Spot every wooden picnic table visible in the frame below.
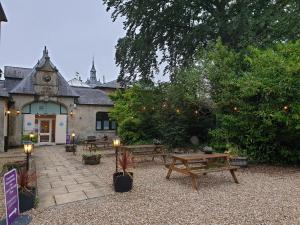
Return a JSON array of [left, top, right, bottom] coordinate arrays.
[[119, 144, 167, 165], [83, 136, 112, 151], [166, 153, 239, 190]]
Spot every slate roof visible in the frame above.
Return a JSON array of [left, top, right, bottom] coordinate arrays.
[[9, 50, 79, 97], [2, 47, 116, 105], [4, 66, 32, 79], [96, 80, 122, 89], [72, 87, 113, 106]]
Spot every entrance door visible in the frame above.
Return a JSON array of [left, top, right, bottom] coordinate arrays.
[[38, 119, 52, 145]]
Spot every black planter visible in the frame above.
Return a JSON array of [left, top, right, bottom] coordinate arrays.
[[113, 172, 133, 193], [230, 157, 248, 167], [65, 144, 77, 152], [82, 155, 101, 165], [18, 187, 36, 213]]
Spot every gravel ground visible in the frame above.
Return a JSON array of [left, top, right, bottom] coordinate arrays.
[[26, 148, 300, 225]]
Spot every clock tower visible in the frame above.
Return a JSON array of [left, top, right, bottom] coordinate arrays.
[[33, 47, 59, 98]]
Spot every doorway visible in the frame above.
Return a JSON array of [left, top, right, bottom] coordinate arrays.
[[38, 119, 52, 145]]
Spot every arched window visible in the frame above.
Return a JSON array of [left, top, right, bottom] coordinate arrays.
[[96, 112, 116, 130]]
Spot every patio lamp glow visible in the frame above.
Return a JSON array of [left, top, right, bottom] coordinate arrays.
[[71, 132, 76, 146], [29, 132, 34, 142], [24, 143, 33, 171], [112, 138, 121, 173]]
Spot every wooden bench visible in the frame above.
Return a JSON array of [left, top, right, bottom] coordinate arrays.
[[119, 145, 167, 166]]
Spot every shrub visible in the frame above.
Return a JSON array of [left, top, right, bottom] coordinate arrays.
[[206, 40, 300, 164]]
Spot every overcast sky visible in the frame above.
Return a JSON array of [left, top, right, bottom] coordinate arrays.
[[0, 0, 125, 83]]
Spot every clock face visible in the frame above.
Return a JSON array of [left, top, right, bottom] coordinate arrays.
[[43, 75, 51, 82]]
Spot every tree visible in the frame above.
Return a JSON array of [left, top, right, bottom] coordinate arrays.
[[204, 40, 300, 164], [109, 72, 215, 147], [103, 0, 300, 84]]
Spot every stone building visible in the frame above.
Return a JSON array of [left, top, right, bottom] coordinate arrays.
[[0, 47, 119, 152]]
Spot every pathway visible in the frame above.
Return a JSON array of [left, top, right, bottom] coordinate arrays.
[[35, 146, 114, 208]]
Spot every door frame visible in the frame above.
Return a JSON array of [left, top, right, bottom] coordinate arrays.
[[38, 118, 52, 145]]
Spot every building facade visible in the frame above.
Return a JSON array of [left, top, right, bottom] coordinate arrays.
[[0, 47, 118, 152]]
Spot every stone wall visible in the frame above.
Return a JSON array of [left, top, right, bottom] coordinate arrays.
[[8, 95, 35, 146], [7, 95, 115, 146], [69, 104, 116, 141]]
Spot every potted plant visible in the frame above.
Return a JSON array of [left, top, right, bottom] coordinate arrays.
[[82, 152, 101, 165], [225, 144, 248, 167], [18, 168, 37, 212], [113, 151, 133, 193]]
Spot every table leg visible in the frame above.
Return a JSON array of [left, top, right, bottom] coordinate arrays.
[[183, 161, 199, 191], [166, 158, 176, 179], [230, 169, 239, 183], [191, 175, 198, 191]]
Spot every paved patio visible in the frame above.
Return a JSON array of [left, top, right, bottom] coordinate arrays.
[[35, 146, 114, 208]]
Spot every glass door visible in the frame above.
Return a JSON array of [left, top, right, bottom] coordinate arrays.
[[38, 119, 52, 144]]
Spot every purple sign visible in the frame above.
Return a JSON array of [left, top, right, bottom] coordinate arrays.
[[66, 134, 70, 144], [3, 169, 19, 225]]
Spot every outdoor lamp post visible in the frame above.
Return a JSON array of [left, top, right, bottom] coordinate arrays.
[[112, 138, 121, 173], [71, 132, 76, 154], [24, 143, 33, 171], [71, 132, 76, 145]]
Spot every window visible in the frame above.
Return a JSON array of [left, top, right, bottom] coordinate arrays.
[[96, 112, 116, 130]]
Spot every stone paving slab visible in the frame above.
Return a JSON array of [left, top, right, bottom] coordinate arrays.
[[34, 146, 114, 208], [54, 191, 87, 205]]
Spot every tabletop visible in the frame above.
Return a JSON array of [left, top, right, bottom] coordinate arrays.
[[171, 153, 228, 161], [120, 145, 164, 149]]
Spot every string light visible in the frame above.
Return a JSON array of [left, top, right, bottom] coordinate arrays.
[[283, 105, 289, 112], [195, 110, 199, 115], [176, 109, 180, 114], [233, 107, 238, 112]]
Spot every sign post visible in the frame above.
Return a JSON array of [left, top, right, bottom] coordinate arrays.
[[3, 169, 19, 225]]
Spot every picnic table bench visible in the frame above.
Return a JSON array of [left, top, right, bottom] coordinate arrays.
[[166, 153, 239, 190], [83, 136, 112, 151], [119, 145, 167, 166]]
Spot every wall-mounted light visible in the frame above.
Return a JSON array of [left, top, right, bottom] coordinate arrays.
[[5, 110, 11, 116], [70, 111, 74, 117], [16, 110, 21, 115]]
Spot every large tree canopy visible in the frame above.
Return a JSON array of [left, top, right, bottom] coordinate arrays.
[[103, 0, 300, 84]]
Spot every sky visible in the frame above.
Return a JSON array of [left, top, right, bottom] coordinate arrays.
[[0, 0, 125, 83]]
